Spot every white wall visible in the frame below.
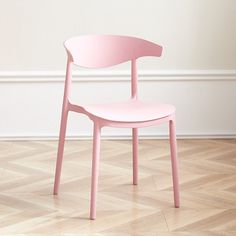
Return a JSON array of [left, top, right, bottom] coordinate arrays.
[[1, 70, 236, 139], [0, 0, 236, 139]]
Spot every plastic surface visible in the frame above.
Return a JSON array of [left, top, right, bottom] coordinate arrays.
[[53, 35, 180, 220], [82, 100, 175, 122], [64, 35, 162, 68]]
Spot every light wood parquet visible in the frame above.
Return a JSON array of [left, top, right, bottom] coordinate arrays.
[[0, 139, 236, 235]]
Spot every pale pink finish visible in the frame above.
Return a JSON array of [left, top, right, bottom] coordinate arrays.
[[169, 118, 180, 207], [53, 60, 71, 195], [64, 35, 162, 68], [80, 100, 175, 122], [90, 123, 101, 220], [53, 35, 180, 220], [131, 60, 138, 99], [132, 128, 138, 185]]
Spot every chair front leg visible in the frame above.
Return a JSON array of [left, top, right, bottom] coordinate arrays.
[[53, 107, 69, 195], [90, 123, 101, 220], [169, 117, 180, 208], [132, 128, 138, 185]]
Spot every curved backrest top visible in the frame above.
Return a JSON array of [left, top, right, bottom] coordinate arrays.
[[64, 35, 163, 68]]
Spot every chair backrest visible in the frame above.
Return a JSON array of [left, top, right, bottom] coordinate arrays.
[[64, 35, 163, 68], [64, 35, 162, 100]]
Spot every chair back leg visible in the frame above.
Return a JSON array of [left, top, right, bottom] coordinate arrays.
[[132, 128, 138, 185], [169, 118, 180, 207], [90, 123, 101, 220]]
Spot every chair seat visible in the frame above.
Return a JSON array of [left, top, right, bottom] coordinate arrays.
[[82, 99, 175, 122]]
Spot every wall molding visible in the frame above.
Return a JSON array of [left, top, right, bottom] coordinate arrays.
[[0, 69, 235, 141], [0, 70, 236, 83]]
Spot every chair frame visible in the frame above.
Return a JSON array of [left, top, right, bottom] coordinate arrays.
[[53, 35, 180, 220]]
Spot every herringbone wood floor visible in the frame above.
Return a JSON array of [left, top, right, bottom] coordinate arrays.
[[0, 139, 236, 235]]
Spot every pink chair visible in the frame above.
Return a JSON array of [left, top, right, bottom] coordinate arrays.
[[53, 35, 180, 220]]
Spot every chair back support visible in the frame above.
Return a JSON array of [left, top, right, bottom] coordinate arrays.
[[64, 35, 162, 99], [64, 35, 162, 68]]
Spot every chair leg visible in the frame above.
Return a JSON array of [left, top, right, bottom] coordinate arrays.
[[53, 109, 68, 195], [169, 119, 180, 208], [132, 128, 138, 185], [90, 123, 101, 220]]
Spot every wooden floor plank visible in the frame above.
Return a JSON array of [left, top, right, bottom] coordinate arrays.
[[0, 139, 235, 235]]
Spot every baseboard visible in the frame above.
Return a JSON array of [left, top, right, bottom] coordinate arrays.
[[0, 133, 235, 141]]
